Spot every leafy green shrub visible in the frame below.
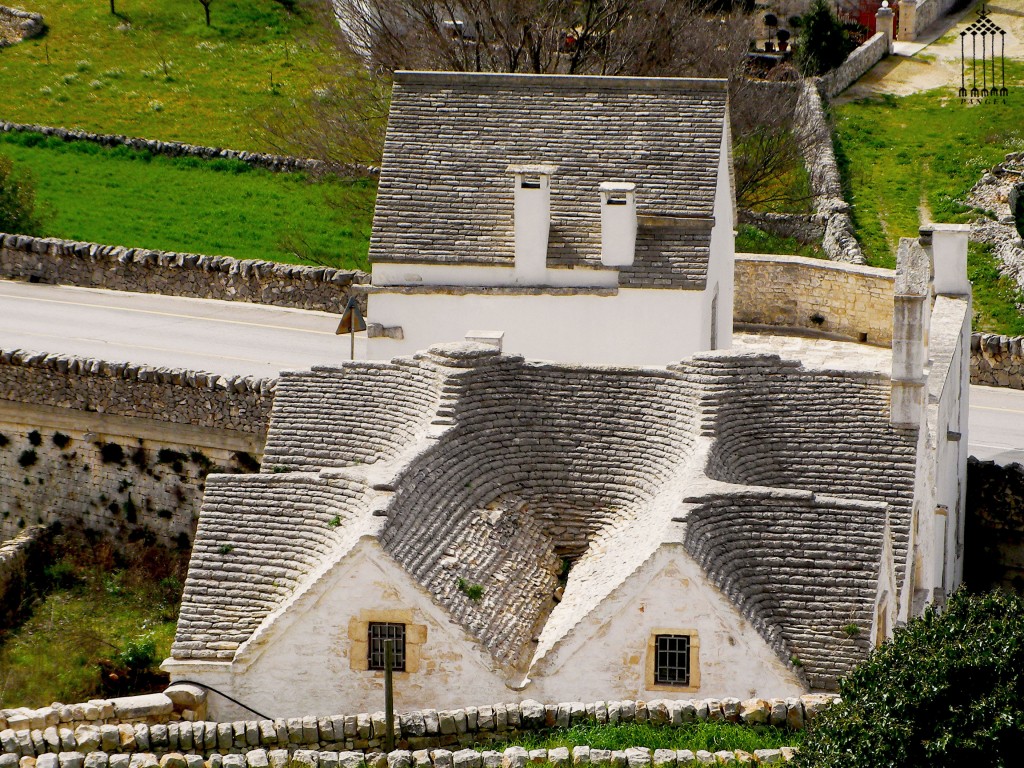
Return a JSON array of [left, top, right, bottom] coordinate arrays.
[[18, 449, 37, 468], [793, 589, 1024, 768], [795, 0, 856, 76], [27, 431, 41, 447], [457, 577, 485, 601], [0, 153, 44, 236], [114, 634, 158, 672], [52, 432, 71, 449], [43, 560, 80, 590]]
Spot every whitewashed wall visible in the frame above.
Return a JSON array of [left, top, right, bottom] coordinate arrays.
[[529, 546, 804, 703]]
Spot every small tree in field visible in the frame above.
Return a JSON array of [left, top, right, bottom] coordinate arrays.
[[198, 0, 212, 26], [795, 0, 855, 76], [0, 154, 43, 236], [793, 589, 1024, 768]]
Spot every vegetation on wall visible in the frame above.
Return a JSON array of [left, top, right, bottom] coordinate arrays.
[[792, 589, 1024, 768], [0, 154, 44, 236], [794, 0, 857, 77]]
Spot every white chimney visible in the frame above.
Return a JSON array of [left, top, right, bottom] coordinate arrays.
[[600, 182, 637, 267], [926, 223, 971, 296], [508, 164, 557, 284]]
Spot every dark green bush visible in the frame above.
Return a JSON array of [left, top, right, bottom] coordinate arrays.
[[0, 153, 43, 235], [114, 634, 158, 672], [793, 589, 1024, 768], [795, 0, 856, 76], [27, 430, 41, 446], [18, 449, 37, 468], [52, 432, 71, 449]]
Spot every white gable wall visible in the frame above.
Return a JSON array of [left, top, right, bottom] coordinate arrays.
[[168, 539, 512, 719], [528, 545, 804, 701], [703, 124, 736, 351]]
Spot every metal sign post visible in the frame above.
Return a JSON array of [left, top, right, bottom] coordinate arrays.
[[335, 297, 367, 361], [383, 639, 396, 752]]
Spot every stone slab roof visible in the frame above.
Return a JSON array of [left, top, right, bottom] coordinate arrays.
[[369, 72, 728, 284], [175, 344, 919, 689]]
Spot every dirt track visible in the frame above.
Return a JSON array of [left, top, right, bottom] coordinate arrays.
[[834, 1, 1024, 102]]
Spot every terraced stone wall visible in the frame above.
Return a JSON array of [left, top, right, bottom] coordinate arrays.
[[0, 5, 43, 46], [734, 253, 894, 343], [0, 525, 48, 626], [971, 333, 1024, 389], [0, 234, 367, 314], [0, 349, 270, 545]]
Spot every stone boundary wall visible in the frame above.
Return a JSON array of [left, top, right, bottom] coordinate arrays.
[[907, 0, 962, 41], [0, 122, 350, 176], [793, 81, 864, 264], [0, 348, 273, 434], [0, 234, 368, 314], [734, 253, 894, 344], [0, 6, 43, 46], [971, 333, 1024, 388], [0, 695, 837, 761], [819, 32, 888, 100], [0, 525, 48, 626]]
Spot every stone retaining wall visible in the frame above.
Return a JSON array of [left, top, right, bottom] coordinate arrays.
[[0, 525, 48, 626], [0, 123, 345, 176], [0, 6, 43, 46], [971, 333, 1024, 388], [0, 234, 368, 314], [903, 0, 962, 41], [734, 253, 894, 344], [819, 32, 888, 100], [0, 349, 273, 434], [0, 695, 836, 762]]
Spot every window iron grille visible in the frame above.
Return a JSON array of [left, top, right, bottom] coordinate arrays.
[[368, 622, 406, 671], [654, 634, 690, 686]]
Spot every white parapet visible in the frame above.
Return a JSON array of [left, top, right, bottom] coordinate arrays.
[[509, 164, 558, 284], [927, 223, 971, 297], [599, 182, 638, 267]]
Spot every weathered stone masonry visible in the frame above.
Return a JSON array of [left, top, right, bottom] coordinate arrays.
[[0, 349, 272, 545], [0, 234, 367, 314], [0, 5, 43, 47]]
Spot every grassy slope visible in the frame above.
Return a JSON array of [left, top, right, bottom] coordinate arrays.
[[0, 541, 184, 708], [832, 65, 1024, 332], [0, 0, 323, 151], [0, 132, 374, 269]]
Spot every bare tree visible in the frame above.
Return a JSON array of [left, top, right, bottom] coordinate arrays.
[[198, 0, 212, 26], [265, 1, 807, 211]]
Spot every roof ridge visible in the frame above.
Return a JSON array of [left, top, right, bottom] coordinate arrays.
[[394, 71, 730, 93]]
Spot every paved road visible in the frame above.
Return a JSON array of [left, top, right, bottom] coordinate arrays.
[[970, 385, 1024, 466], [0, 280, 356, 378]]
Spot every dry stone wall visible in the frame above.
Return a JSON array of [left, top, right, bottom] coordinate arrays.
[[0, 349, 271, 545], [0, 525, 48, 626], [819, 33, 888, 100], [733, 253, 894, 343], [0, 695, 837, 765], [0, 6, 42, 46], [0, 123, 339, 175], [971, 333, 1024, 388], [0, 234, 367, 314]]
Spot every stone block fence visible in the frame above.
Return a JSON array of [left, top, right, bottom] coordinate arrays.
[[971, 333, 1024, 389], [0, 234, 368, 314], [0, 123, 358, 176], [0, 693, 841, 768], [0, 6, 43, 47]]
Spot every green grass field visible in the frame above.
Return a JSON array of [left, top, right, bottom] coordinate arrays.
[[0, 132, 374, 269], [0, 0, 324, 150], [833, 65, 1024, 333], [0, 535, 185, 708], [486, 721, 800, 753]]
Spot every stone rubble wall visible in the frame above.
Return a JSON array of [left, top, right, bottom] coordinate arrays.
[[792, 81, 864, 264], [965, 152, 1024, 294], [734, 253, 894, 343], [0, 695, 837, 763], [0, 6, 43, 47], [0, 123, 369, 177], [0, 234, 368, 314], [906, 0, 962, 41], [0, 525, 48, 626], [0, 349, 270, 545], [971, 333, 1024, 388], [0, 349, 273, 434], [819, 33, 888, 100]]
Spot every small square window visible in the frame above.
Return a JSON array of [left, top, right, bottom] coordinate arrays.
[[368, 622, 406, 671], [654, 634, 690, 686]]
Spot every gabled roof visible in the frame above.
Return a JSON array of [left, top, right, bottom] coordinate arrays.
[[370, 72, 729, 276], [174, 345, 917, 690]]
